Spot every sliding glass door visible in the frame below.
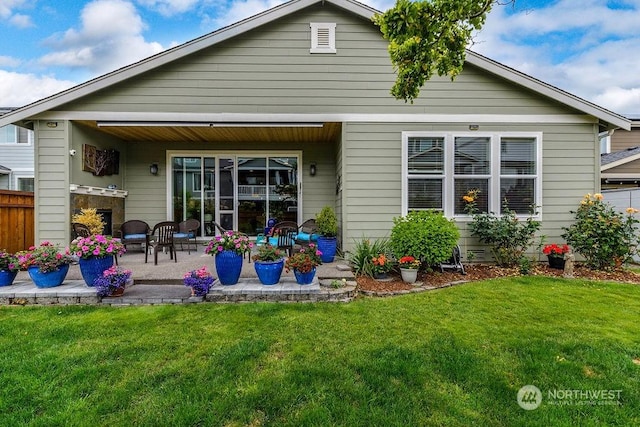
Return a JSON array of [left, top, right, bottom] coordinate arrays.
[[171, 154, 299, 237]]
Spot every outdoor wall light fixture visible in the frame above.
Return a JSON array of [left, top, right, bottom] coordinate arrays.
[[150, 163, 159, 175], [469, 124, 480, 131], [310, 163, 317, 176], [46, 122, 58, 128]]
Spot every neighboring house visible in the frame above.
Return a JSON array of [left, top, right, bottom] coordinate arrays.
[[601, 117, 640, 189], [0, 107, 34, 192], [0, 0, 630, 261]]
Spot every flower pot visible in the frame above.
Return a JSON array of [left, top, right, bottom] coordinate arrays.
[[0, 270, 18, 287], [373, 272, 389, 280], [400, 268, 418, 284], [27, 264, 69, 288], [215, 250, 243, 285], [317, 236, 337, 263], [254, 259, 284, 285], [294, 267, 316, 285], [79, 256, 115, 287], [109, 286, 125, 297], [547, 255, 565, 270]]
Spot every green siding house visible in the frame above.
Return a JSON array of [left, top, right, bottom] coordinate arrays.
[[0, 0, 630, 261]]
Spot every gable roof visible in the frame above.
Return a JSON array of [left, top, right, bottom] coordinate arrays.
[[0, 0, 630, 130], [602, 146, 640, 170]]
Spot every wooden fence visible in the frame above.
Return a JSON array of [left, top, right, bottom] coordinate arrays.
[[0, 190, 34, 253]]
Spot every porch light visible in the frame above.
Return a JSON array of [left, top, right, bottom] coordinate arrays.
[[150, 163, 159, 175], [309, 163, 317, 176]]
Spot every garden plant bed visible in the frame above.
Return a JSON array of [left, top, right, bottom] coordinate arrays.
[[356, 263, 640, 294]]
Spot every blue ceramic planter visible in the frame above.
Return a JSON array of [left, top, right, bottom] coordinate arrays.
[[0, 270, 18, 287], [254, 259, 284, 285], [317, 236, 337, 263], [79, 256, 115, 287], [294, 267, 316, 285], [215, 250, 243, 285], [27, 264, 70, 288]]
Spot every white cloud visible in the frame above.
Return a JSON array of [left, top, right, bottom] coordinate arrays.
[[0, 56, 21, 67], [8, 13, 32, 28], [39, 0, 165, 75], [0, 70, 76, 107], [473, 1, 640, 114], [136, 0, 200, 16], [0, 0, 28, 19]]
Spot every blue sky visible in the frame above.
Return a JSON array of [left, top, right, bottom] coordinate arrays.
[[1, 0, 639, 114]]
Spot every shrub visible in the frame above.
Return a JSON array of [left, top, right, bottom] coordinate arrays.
[[72, 208, 105, 235], [389, 211, 460, 269], [345, 237, 390, 278], [316, 206, 338, 237], [465, 191, 540, 267], [562, 193, 639, 270]]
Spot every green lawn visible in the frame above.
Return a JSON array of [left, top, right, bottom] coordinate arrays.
[[1, 277, 639, 426]]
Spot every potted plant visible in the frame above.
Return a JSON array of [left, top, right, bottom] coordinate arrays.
[[69, 235, 126, 286], [0, 249, 20, 287], [16, 241, 75, 288], [542, 243, 570, 269], [183, 266, 215, 296], [315, 205, 338, 263], [371, 253, 394, 280], [95, 265, 132, 297], [252, 244, 286, 285], [285, 243, 323, 284], [205, 230, 253, 285], [398, 255, 421, 284]]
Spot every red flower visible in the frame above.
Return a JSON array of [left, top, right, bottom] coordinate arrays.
[[543, 244, 570, 257]]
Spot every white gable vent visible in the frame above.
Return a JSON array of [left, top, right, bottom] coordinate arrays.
[[310, 22, 336, 53]]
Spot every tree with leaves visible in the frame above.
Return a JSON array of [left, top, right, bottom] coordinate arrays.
[[373, 0, 514, 103]]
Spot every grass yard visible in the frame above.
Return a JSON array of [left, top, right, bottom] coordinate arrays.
[[1, 277, 639, 426]]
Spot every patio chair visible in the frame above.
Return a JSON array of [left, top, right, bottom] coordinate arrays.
[[174, 218, 200, 254], [271, 221, 298, 257], [145, 221, 178, 265], [72, 222, 91, 239], [439, 245, 465, 275], [119, 220, 150, 253], [294, 219, 319, 247]]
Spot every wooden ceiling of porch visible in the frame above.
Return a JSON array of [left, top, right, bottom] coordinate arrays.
[[76, 121, 342, 144]]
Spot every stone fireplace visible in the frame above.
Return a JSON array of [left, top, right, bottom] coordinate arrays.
[[71, 193, 125, 238]]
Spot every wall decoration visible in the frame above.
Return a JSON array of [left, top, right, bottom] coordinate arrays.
[[82, 144, 119, 176], [83, 144, 97, 173]]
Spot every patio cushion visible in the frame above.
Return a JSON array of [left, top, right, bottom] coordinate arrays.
[[173, 232, 194, 239], [295, 232, 318, 242], [124, 233, 147, 240]]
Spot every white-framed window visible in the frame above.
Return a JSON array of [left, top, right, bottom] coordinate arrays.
[[402, 132, 542, 218], [0, 125, 18, 144]]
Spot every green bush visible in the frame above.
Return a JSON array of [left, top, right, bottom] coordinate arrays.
[[316, 206, 338, 237], [389, 211, 459, 269], [562, 193, 639, 270], [345, 237, 390, 278], [467, 199, 540, 268]]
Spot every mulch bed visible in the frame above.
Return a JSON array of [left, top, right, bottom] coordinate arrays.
[[356, 264, 640, 293]]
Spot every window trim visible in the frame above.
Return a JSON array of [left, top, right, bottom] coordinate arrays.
[[402, 131, 543, 219]]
